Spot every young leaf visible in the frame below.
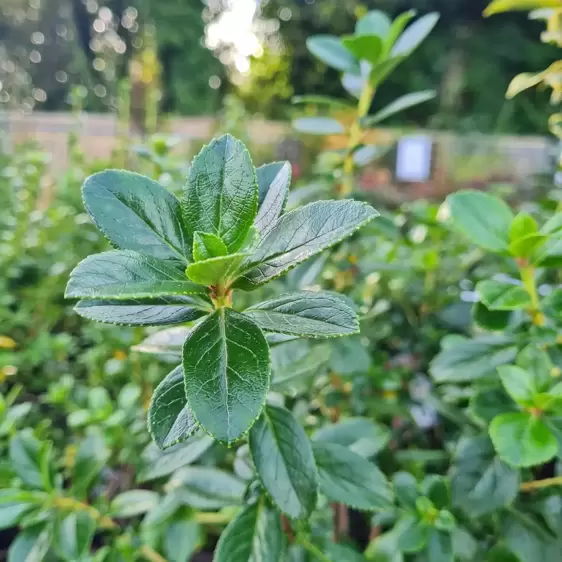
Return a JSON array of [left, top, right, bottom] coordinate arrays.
[[244, 291, 358, 338], [183, 134, 257, 252], [74, 295, 209, 326], [53, 512, 96, 561], [170, 467, 245, 509], [82, 170, 189, 261], [249, 405, 318, 519], [185, 253, 247, 286], [447, 190, 514, 252], [236, 200, 378, 289], [430, 335, 517, 383], [66, 250, 206, 300], [385, 10, 417, 49], [355, 10, 392, 38], [489, 412, 558, 467], [255, 161, 291, 237], [183, 308, 270, 444], [498, 365, 537, 406], [342, 35, 383, 64], [214, 499, 286, 562], [293, 117, 345, 135], [510, 212, 538, 242], [477, 280, 532, 311], [306, 35, 359, 72], [451, 435, 519, 517], [312, 442, 393, 511], [192, 232, 228, 261], [363, 90, 436, 126], [391, 12, 440, 56], [148, 365, 198, 450]]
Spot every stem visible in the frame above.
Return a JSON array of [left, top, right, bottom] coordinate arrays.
[[194, 512, 233, 525], [340, 81, 375, 197], [52, 496, 117, 530], [139, 545, 167, 562], [518, 262, 544, 325], [520, 476, 562, 491], [297, 535, 332, 562]]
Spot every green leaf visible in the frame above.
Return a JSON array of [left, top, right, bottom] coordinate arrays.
[[306, 35, 359, 72], [183, 309, 270, 444], [430, 335, 517, 383], [391, 12, 440, 56], [369, 57, 407, 86], [393, 472, 419, 510], [323, 542, 368, 562], [183, 134, 257, 253], [477, 280, 532, 311], [312, 442, 393, 511], [469, 388, 518, 424], [71, 429, 110, 498], [386, 11, 417, 49], [447, 190, 514, 252], [312, 417, 390, 458], [395, 515, 429, 553], [472, 302, 510, 331], [356, 10, 392, 37], [489, 412, 558, 467], [169, 467, 245, 509], [148, 365, 198, 450], [342, 35, 383, 64], [249, 405, 318, 519], [192, 232, 228, 261], [214, 499, 286, 562], [255, 162, 291, 237], [185, 253, 246, 286], [8, 526, 50, 562], [236, 200, 378, 289], [9, 431, 43, 489], [510, 212, 538, 242], [451, 435, 519, 517], [66, 250, 205, 300], [330, 336, 371, 374], [110, 490, 160, 517], [517, 345, 553, 391], [485, 0, 562, 16], [53, 512, 96, 561], [426, 530, 453, 562], [164, 520, 201, 562], [293, 117, 345, 135], [363, 91, 436, 126], [74, 295, 208, 326], [421, 475, 450, 509], [0, 497, 35, 530], [535, 234, 562, 267], [498, 365, 537, 405], [245, 291, 358, 338], [292, 95, 354, 108], [138, 432, 213, 482], [542, 213, 562, 235], [83, 170, 188, 261]]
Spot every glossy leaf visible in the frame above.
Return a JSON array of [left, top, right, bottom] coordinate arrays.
[[447, 190, 514, 252], [183, 308, 270, 444], [427, 530, 453, 562], [517, 345, 554, 391], [66, 250, 205, 299], [74, 296, 208, 326], [477, 280, 532, 310], [306, 35, 359, 72], [393, 471, 419, 510], [472, 302, 510, 331], [149, 365, 198, 450], [498, 365, 537, 405], [0, 496, 35, 530], [249, 405, 318, 519], [214, 499, 286, 562], [170, 467, 245, 509], [391, 12, 440, 56], [245, 291, 358, 338], [341, 72, 364, 97], [164, 520, 201, 562], [430, 335, 517, 383], [363, 90, 436, 126], [395, 515, 429, 553], [255, 161, 291, 237], [490, 412, 558, 467], [8, 526, 50, 562], [451, 435, 519, 517], [192, 232, 228, 261], [312, 442, 393, 511], [53, 512, 95, 561], [110, 490, 160, 517], [293, 117, 345, 135], [83, 170, 188, 260], [356, 10, 392, 38], [9, 432, 43, 489], [342, 35, 383, 63], [236, 200, 378, 289], [385, 10, 417, 49], [183, 134, 257, 252], [185, 253, 246, 286]]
